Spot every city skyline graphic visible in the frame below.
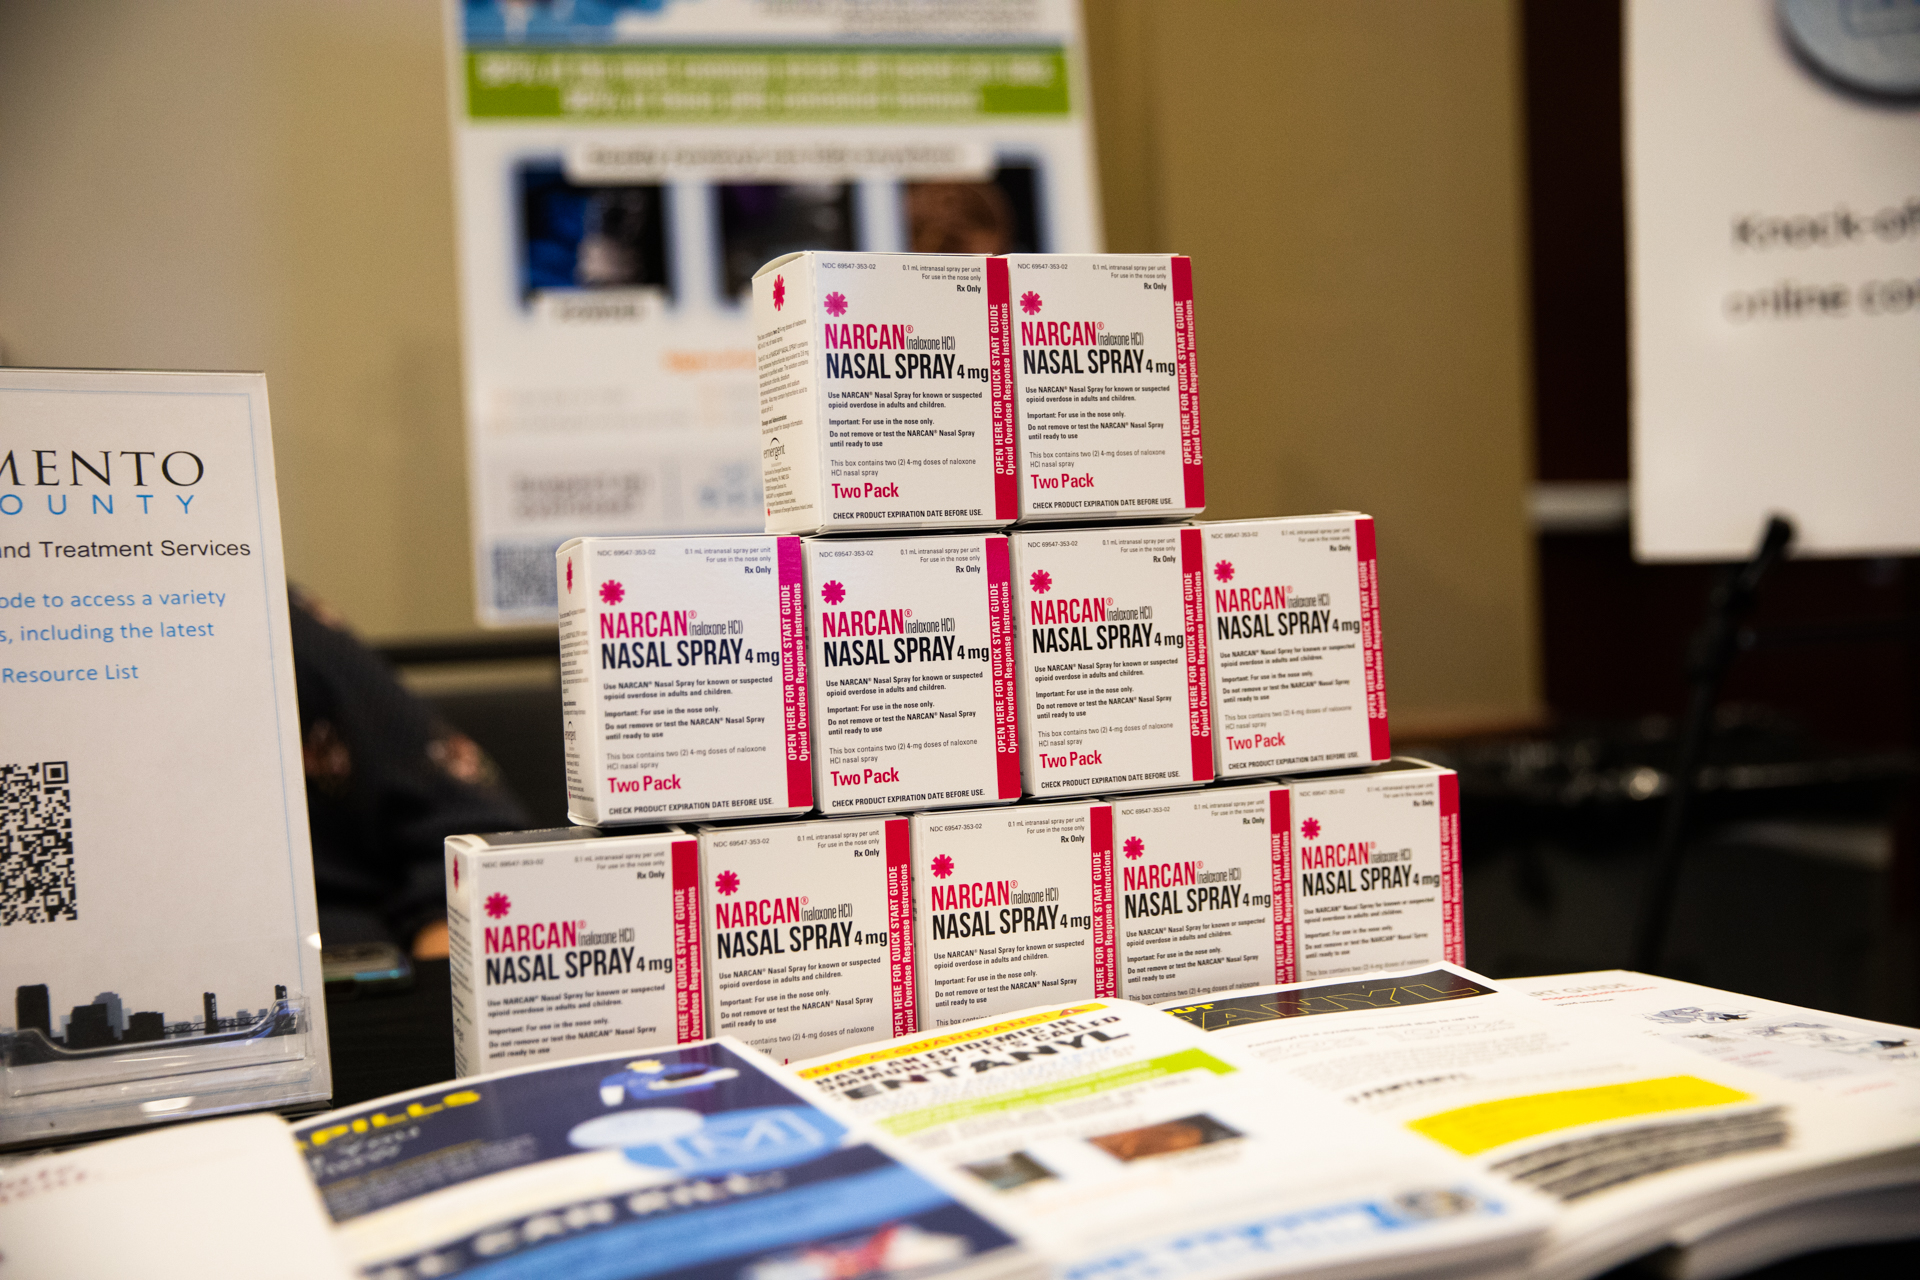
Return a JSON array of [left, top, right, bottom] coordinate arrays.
[[7, 979, 299, 1063]]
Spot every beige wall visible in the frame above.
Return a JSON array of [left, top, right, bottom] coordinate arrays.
[[1085, 0, 1541, 732], [0, 0, 1539, 729], [0, 0, 477, 638]]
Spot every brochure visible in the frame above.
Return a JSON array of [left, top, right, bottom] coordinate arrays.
[[1158, 965, 1920, 1280], [1504, 969, 1920, 1119], [1505, 970, 1920, 1278], [294, 1038, 1039, 1280], [0, 1113, 349, 1279], [794, 1000, 1549, 1280]]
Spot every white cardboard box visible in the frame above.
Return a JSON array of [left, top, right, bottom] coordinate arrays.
[[557, 534, 812, 825], [804, 534, 1021, 815], [445, 827, 704, 1078], [1274, 759, 1463, 981], [1010, 524, 1213, 797], [1108, 785, 1288, 1005], [699, 815, 915, 1062], [753, 252, 1014, 533], [910, 802, 1116, 1028], [1201, 514, 1389, 777], [1001, 253, 1202, 523]]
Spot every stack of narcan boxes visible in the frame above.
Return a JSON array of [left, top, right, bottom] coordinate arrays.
[[446, 250, 1460, 1071]]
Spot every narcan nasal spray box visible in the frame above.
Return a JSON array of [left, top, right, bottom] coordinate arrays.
[[558, 535, 812, 825], [1201, 514, 1389, 777], [445, 827, 704, 1078], [999, 253, 1202, 523], [805, 534, 1021, 815], [1010, 525, 1213, 797], [1108, 785, 1289, 1005], [1273, 759, 1462, 981], [699, 815, 915, 1062], [754, 252, 1012, 533], [910, 802, 1116, 1028]]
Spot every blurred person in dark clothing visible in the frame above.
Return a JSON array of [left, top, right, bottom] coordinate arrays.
[[289, 589, 527, 959]]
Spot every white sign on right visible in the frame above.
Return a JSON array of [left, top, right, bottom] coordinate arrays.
[[1629, 0, 1920, 559]]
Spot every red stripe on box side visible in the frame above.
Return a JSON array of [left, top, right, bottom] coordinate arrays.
[[1439, 773, 1464, 965], [1091, 805, 1116, 997], [1171, 256, 1204, 510], [988, 257, 1017, 521], [1180, 527, 1214, 782], [777, 537, 814, 807], [885, 819, 917, 1035], [1269, 789, 1296, 983], [671, 840, 705, 1041], [1354, 517, 1390, 760], [985, 536, 1022, 798]]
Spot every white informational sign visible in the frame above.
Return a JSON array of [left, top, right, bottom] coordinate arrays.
[[0, 369, 330, 1143], [448, 0, 1102, 625], [1628, 0, 1920, 561]]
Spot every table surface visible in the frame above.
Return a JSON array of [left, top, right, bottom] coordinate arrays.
[[322, 962, 1919, 1280]]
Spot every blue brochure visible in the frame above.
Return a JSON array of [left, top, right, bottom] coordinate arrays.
[[294, 1039, 1029, 1280]]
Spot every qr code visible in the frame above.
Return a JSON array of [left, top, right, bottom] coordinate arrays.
[[1, 761, 76, 925], [492, 541, 562, 612]]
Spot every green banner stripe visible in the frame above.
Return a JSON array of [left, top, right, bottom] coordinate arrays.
[[465, 46, 1071, 122], [879, 1048, 1237, 1138]]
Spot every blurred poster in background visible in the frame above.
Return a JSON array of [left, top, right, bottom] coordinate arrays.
[[448, 0, 1101, 626], [1628, 0, 1920, 562]]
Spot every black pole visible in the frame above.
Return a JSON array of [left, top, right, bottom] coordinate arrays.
[[1633, 515, 1795, 973]]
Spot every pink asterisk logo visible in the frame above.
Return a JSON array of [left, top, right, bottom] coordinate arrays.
[[1123, 837, 1144, 861], [931, 854, 954, 879], [1029, 569, 1052, 594], [715, 870, 740, 896], [484, 892, 510, 919], [1020, 291, 1042, 316], [1214, 561, 1234, 583], [772, 275, 786, 310], [452, 859, 460, 889], [822, 580, 846, 605], [600, 580, 625, 606], [824, 292, 848, 317], [565, 560, 574, 593], [1302, 818, 1321, 840]]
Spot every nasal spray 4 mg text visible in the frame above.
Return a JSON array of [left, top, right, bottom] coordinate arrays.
[[910, 802, 1116, 1029], [1011, 525, 1213, 797], [445, 827, 704, 1078], [558, 535, 811, 825], [699, 815, 916, 1062], [805, 534, 1020, 814], [755, 252, 1012, 533], [1201, 514, 1389, 776], [1000, 253, 1202, 523]]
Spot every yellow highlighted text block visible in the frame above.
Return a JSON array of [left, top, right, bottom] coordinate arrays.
[[1409, 1075, 1753, 1156]]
